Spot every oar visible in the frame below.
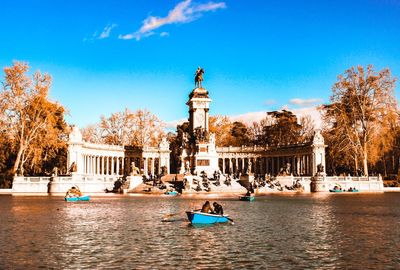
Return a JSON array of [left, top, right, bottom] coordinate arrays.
[[225, 216, 235, 225]]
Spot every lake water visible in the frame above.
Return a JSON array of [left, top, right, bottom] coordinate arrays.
[[0, 193, 399, 269]]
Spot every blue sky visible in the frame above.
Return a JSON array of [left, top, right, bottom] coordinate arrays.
[[1, 0, 399, 128]]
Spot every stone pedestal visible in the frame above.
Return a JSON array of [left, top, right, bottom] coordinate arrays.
[[238, 174, 255, 189]]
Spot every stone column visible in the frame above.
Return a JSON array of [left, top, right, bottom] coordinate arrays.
[[106, 156, 110, 175], [272, 157, 275, 175], [222, 158, 225, 174], [116, 157, 120, 176], [111, 157, 114, 175], [101, 156, 104, 175], [151, 158, 155, 176], [83, 155, 86, 174], [143, 158, 148, 175], [122, 157, 125, 176], [88, 156, 90, 175], [96, 156, 100, 175]]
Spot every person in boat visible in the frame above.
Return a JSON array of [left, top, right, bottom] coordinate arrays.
[[66, 186, 82, 198], [201, 201, 214, 213], [213, 202, 223, 215], [245, 189, 251, 196]]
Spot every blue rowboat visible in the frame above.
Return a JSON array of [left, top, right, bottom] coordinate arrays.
[[239, 195, 255, 201], [65, 195, 90, 202], [165, 191, 178, 195], [186, 211, 230, 224], [329, 189, 343, 193]]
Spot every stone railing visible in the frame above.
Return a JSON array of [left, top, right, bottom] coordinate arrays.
[[312, 175, 383, 192], [12, 174, 117, 194]]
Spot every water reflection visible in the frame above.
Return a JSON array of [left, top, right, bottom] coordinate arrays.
[[0, 194, 400, 269]]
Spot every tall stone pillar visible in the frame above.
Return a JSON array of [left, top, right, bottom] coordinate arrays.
[[116, 157, 120, 176], [311, 130, 326, 176], [143, 158, 148, 175], [101, 156, 104, 175], [151, 158, 155, 176], [106, 157, 109, 175]]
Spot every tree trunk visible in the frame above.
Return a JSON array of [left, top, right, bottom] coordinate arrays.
[[362, 145, 369, 176], [354, 156, 358, 176], [12, 142, 24, 176]]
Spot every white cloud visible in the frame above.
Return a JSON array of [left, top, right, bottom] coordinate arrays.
[[263, 99, 276, 106], [229, 111, 268, 125], [229, 106, 323, 129], [119, 0, 226, 41], [285, 106, 323, 128], [165, 118, 187, 130], [289, 98, 323, 107], [160, 31, 170, 37], [98, 24, 117, 39]]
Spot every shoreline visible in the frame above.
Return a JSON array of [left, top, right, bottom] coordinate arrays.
[[3, 189, 393, 197]]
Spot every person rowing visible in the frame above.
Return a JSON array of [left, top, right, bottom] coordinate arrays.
[[65, 186, 82, 198], [201, 201, 213, 213]]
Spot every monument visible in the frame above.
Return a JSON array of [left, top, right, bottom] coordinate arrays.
[[179, 67, 219, 176]]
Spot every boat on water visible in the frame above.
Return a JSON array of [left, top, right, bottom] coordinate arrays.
[[165, 190, 178, 195], [186, 211, 230, 224], [64, 195, 90, 202], [329, 185, 343, 192], [239, 195, 255, 201]]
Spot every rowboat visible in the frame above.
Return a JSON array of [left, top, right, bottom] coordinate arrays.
[[329, 189, 343, 193], [186, 211, 230, 224], [165, 191, 178, 195], [64, 195, 90, 202], [347, 189, 359, 192], [239, 195, 255, 201]]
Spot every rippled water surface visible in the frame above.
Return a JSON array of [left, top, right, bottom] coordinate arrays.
[[1, 193, 400, 269]]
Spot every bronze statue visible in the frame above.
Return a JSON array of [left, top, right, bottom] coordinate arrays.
[[194, 67, 204, 88]]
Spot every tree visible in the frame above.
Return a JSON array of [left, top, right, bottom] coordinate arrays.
[[299, 115, 315, 142], [82, 108, 165, 147], [209, 115, 235, 146], [0, 61, 68, 176], [258, 110, 303, 146], [131, 109, 165, 147], [230, 121, 251, 146], [323, 65, 397, 176]]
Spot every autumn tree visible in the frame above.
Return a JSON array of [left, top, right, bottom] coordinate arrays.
[[256, 110, 303, 146], [82, 108, 165, 147], [209, 115, 235, 146], [299, 115, 315, 142], [323, 65, 397, 176], [230, 121, 251, 146], [0, 61, 68, 176]]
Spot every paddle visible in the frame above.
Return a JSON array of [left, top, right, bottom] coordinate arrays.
[[226, 216, 235, 225]]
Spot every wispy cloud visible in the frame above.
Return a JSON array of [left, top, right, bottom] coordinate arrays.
[[263, 99, 276, 106], [160, 32, 170, 37], [119, 0, 226, 41], [84, 23, 117, 42], [289, 98, 323, 107], [165, 118, 187, 130], [98, 24, 117, 39]]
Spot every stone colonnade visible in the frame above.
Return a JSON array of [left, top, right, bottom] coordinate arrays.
[[67, 127, 170, 177], [216, 131, 326, 177], [218, 155, 313, 176]]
